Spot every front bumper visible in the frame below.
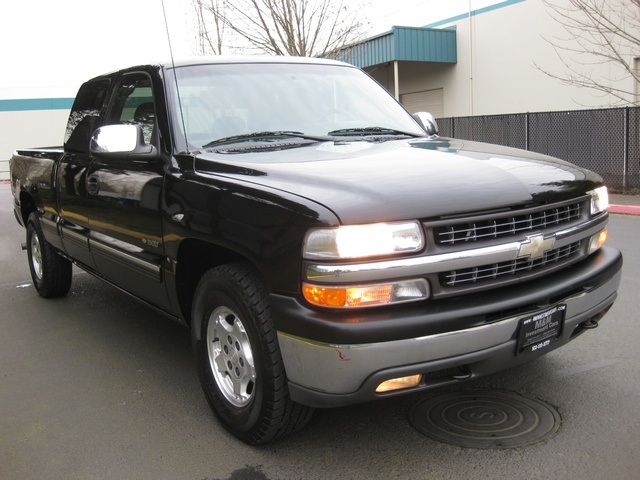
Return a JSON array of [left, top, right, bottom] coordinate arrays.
[[273, 246, 622, 408]]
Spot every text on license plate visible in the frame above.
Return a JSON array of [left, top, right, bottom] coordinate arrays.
[[517, 304, 566, 355]]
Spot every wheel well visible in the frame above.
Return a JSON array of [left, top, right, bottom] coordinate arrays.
[[175, 239, 249, 325], [19, 191, 37, 225]]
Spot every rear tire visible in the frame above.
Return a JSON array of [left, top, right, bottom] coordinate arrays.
[[26, 212, 72, 298], [192, 263, 313, 444]]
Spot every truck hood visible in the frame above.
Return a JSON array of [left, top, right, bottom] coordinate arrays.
[[194, 137, 602, 224]]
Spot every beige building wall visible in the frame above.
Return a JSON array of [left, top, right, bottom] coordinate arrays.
[[370, 0, 638, 118], [0, 109, 70, 180], [465, 0, 635, 115]]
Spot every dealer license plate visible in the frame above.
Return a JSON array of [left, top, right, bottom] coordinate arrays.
[[517, 304, 566, 355]]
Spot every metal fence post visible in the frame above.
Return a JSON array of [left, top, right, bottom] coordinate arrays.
[[624, 107, 629, 190], [525, 112, 530, 151]]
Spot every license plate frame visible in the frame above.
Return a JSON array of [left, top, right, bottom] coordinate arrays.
[[517, 304, 566, 355]]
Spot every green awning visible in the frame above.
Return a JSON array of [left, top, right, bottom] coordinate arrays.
[[334, 26, 457, 68]]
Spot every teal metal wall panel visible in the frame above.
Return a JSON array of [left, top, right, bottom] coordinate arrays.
[[0, 98, 74, 112], [335, 27, 456, 68]]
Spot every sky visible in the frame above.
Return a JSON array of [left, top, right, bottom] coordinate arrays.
[[0, 0, 499, 100]]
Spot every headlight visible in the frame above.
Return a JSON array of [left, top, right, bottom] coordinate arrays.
[[303, 221, 424, 260], [588, 186, 609, 215]]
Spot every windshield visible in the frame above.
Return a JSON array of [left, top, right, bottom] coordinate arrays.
[[168, 62, 425, 152]]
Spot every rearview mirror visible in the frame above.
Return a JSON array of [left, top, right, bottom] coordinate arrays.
[[412, 112, 439, 136], [90, 124, 157, 161]]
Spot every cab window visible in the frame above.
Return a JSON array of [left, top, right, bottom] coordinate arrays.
[[64, 79, 110, 153], [107, 73, 156, 146]]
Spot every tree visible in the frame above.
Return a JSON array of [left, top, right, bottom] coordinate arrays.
[[193, 0, 227, 55], [190, 0, 366, 57], [536, 0, 640, 106]]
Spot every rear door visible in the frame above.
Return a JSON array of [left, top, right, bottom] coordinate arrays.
[[57, 78, 111, 270], [85, 71, 171, 310]]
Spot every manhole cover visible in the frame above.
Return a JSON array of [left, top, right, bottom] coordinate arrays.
[[409, 390, 561, 449]]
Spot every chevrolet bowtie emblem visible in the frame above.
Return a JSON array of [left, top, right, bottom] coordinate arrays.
[[517, 233, 555, 260]]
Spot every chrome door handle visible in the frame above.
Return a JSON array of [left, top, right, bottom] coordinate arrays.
[[87, 174, 100, 195]]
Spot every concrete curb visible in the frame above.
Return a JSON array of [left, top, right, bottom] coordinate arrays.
[[609, 204, 640, 215]]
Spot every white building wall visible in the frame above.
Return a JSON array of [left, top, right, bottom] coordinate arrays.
[[0, 109, 70, 180], [466, 0, 634, 116], [392, 0, 638, 118], [0, 0, 193, 181]]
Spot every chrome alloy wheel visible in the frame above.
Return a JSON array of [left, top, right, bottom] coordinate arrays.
[[207, 306, 257, 407], [30, 231, 43, 281]]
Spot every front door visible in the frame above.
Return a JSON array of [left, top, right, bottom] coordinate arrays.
[[85, 72, 170, 311]]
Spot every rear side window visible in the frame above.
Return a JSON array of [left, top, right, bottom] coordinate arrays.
[[64, 79, 110, 153]]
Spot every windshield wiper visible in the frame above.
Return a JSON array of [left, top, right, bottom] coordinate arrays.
[[327, 127, 422, 137], [203, 131, 333, 148]]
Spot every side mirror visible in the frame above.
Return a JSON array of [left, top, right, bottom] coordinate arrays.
[[412, 112, 439, 136], [90, 124, 157, 161]]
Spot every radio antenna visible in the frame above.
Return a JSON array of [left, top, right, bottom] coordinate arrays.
[[161, 0, 190, 153]]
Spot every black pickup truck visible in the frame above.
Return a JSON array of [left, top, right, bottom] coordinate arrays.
[[10, 56, 622, 444]]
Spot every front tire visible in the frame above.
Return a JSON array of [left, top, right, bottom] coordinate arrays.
[[26, 212, 72, 298], [192, 263, 313, 444]]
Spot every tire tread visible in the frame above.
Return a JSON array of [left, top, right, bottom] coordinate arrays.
[[194, 263, 313, 444], [27, 212, 72, 298]]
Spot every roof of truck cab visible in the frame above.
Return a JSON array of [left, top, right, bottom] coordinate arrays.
[[85, 56, 353, 86], [166, 55, 350, 68]]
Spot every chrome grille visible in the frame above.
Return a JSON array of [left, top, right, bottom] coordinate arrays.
[[435, 202, 582, 245], [440, 241, 581, 287]]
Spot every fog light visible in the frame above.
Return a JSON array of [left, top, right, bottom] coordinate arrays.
[[588, 228, 608, 254], [376, 375, 422, 393]]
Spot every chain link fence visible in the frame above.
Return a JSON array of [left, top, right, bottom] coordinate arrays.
[[437, 107, 640, 190]]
